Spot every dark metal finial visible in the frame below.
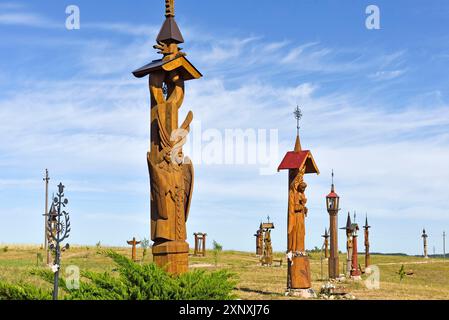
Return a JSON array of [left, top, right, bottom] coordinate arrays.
[[43, 169, 50, 182], [293, 106, 303, 136]]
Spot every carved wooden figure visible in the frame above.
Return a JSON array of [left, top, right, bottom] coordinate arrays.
[[133, 0, 202, 274], [254, 226, 263, 256], [260, 222, 275, 266], [341, 212, 353, 278], [278, 108, 319, 291], [127, 237, 141, 262]]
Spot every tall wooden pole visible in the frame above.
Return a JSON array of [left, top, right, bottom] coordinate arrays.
[[43, 169, 50, 264], [443, 231, 446, 260], [326, 171, 339, 279], [364, 215, 371, 268]]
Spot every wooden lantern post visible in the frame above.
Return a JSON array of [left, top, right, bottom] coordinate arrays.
[[326, 171, 340, 279], [350, 220, 362, 279]]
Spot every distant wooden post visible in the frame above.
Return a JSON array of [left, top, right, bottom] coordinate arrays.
[[43, 169, 50, 264], [322, 228, 329, 259], [127, 237, 141, 262], [422, 229, 428, 258], [364, 215, 371, 268], [193, 233, 207, 256], [443, 231, 446, 260]]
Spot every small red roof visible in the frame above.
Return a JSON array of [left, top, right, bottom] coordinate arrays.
[[277, 150, 320, 174], [326, 191, 339, 198]]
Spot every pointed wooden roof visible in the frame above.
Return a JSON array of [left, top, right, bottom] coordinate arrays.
[[157, 17, 184, 44], [277, 134, 319, 174]]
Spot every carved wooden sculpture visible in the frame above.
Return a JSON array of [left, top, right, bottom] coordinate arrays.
[[127, 237, 141, 262], [341, 212, 353, 278], [133, 0, 202, 274], [278, 108, 319, 292], [254, 226, 263, 256], [260, 221, 275, 266], [261, 229, 273, 266]]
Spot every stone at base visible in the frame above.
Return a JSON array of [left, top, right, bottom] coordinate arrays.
[[289, 256, 312, 289], [152, 240, 189, 275], [286, 288, 317, 299]]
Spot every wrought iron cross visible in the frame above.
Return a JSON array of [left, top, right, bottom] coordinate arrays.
[[293, 106, 303, 136], [48, 183, 71, 300]]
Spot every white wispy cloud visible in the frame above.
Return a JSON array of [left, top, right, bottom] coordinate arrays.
[[0, 12, 57, 28], [369, 69, 407, 81]]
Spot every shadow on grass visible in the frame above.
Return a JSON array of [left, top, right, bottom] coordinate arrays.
[[236, 287, 284, 297]]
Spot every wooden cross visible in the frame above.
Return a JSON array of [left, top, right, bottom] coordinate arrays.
[[127, 237, 141, 262]]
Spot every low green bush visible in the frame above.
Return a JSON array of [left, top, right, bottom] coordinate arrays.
[[0, 250, 237, 300]]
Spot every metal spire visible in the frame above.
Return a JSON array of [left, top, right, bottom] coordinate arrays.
[[364, 213, 370, 229], [331, 170, 335, 192], [43, 169, 50, 264]]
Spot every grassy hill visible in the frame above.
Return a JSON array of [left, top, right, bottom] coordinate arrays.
[[0, 245, 448, 300]]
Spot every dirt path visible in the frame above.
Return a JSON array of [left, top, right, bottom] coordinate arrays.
[[375, 260, 445, 266]]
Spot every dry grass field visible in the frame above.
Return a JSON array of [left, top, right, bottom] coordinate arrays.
[[0, 245, 448, 300]]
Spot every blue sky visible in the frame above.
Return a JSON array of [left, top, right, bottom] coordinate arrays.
[[0, 1, 448, 255]]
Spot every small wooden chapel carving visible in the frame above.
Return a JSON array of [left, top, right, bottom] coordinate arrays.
[[278, 107, 319, 294]]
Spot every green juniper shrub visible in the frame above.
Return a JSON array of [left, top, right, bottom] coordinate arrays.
[[0, 250, 237, 300]]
